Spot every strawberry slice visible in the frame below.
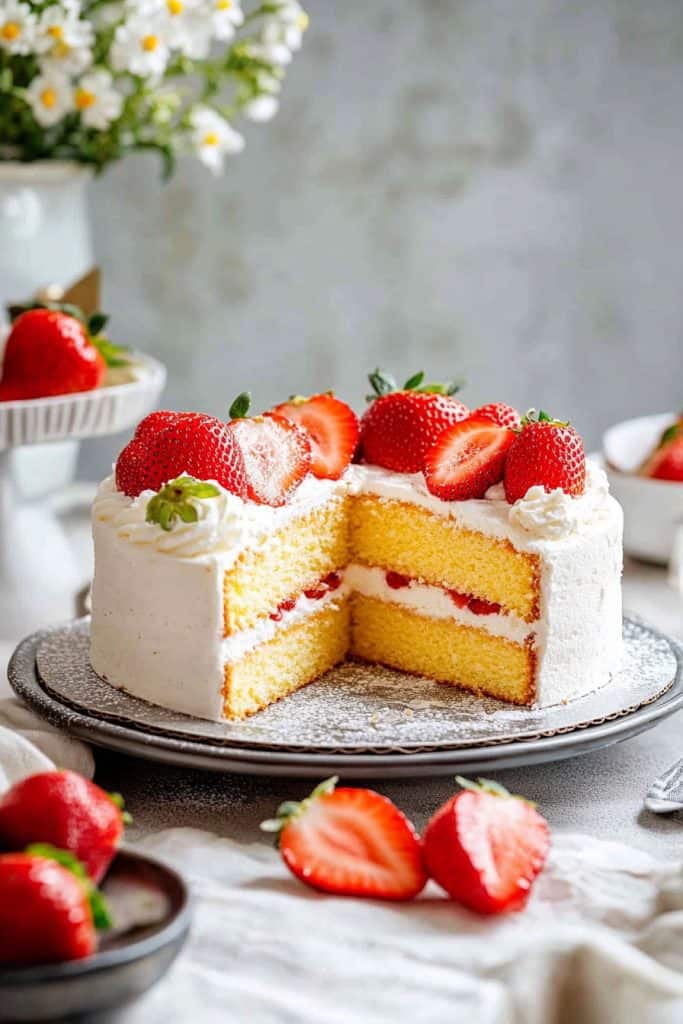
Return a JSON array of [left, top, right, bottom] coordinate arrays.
[[423, 778, 550, 915], [261, 777, 427, 901], [230, 413, 312, 506], [271, 394, 360, 480], [423, 415, 516, 501]]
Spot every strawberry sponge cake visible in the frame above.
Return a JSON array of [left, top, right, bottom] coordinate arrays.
[[90, 373, 623, 721]]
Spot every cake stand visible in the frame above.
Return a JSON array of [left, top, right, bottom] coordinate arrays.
[[0, 355, 166, 642]]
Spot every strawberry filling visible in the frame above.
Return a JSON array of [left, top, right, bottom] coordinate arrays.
[[383, 571, 504, 616], [269, 572, 344, 620]]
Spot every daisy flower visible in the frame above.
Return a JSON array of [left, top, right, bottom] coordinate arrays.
[[211, 0, 243, 42], [110, 16, 170, 79], [0, 0, 36, 55], [74, 69, 123, 130], [36, 3, 94, 76], [26, 70, 73, 126], [243, 94, 278, 122], [190, 106, 244, 175]]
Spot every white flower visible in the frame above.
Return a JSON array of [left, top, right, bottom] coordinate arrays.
[[190, 106, 244, 175], [74, 69, 123, 130], [110, 16, 170, 79], [211, 0, 243, 42], [164, 0, 213, 59], [36, 4, 94, 75], [26, 70, 73, 126], [243, 94, 278, 122], [0, 0, 36, 55]]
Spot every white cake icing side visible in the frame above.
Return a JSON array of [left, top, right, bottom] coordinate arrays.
[[90, 458, 623, 719]]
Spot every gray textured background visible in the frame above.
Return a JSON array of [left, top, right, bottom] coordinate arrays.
[[83, 0, 683, 478]]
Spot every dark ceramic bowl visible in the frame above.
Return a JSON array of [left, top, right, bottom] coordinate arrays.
[[0, 848, 191, 1022]]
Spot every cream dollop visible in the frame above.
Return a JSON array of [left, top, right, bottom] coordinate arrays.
[[509, 462, 611, 539], [92, 475, 251, 557]]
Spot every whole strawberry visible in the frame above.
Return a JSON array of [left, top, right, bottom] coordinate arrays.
[[472, 402, 522, 430], [261, 776, 427, 901], [0, 770, 127, 884], [116, 411, 248, 500], [360, 369, 469, 473], [642, 421, 683, 481], [423, 778, 550, 915], [0, 308, 112, 400], [0, 853, 96, 965], [503, 410, 585, 503]]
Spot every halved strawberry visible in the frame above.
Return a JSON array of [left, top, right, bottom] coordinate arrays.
[[641, 421, 683, 481], [423, 778, 550, 915], [423, 415, 516, 501], [230, 413, 311, 507], [270, 394, 359, 480], [261, 777, 427, 901], [473, 403, 522, 430]]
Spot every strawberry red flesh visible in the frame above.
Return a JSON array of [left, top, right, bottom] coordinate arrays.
[[423, 416, 516, 501], [263, 780, 426, 901], [423, 782, 550, 915], [304, 571, 343, 600], [0, 853, 96, 965], [0, 770, 125, 884], [385, 570, 410, 589], [271, 394, 359, 480], [231, 413, 311, 506], [468, 597, 502, 616]]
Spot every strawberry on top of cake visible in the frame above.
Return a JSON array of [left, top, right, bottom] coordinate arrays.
[[90, 370, 622, 722]]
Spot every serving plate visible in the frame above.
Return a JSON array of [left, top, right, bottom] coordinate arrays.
[[9, 616, 683, 778], [0, 848, 190, 1022]]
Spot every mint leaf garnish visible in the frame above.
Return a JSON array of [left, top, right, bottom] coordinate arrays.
[[146, 476, 220, 532]]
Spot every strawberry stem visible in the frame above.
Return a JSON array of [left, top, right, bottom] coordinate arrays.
[[146, 476, 220, 532], [260, 776, 339, 838], [229, 392, 251, 419], [366, 368, 465, 402], [455, 776, 537, 807], [522, 408, 569, 428]]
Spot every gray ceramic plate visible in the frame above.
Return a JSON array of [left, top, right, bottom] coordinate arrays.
[[8, 616, 683, 778], [0, 848, 191, 1022]]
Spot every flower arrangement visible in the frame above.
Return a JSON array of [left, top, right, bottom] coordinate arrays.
[[0, 0, 308, 175]]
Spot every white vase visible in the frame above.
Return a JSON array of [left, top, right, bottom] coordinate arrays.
[[0, 160, 94, 315]]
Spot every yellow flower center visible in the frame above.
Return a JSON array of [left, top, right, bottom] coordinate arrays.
[[202, 131, 219, 146], [141, 34, 158, 51], [1, 21, 20, 41], [298, 11, 309, 30], [41, 87, 57, 109], [47, 24, 63, 39], [167, 0, 183, 14], [75, 87, 95, 110], [216, 0, 231, 8], [53, 40, 71, 58]]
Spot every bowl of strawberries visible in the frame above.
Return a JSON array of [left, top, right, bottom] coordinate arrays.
[[0, 770, 190, 1023], [602, 412, 683, 564]]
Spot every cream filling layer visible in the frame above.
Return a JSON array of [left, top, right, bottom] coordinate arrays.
[[222, 578, 352, 665], [346, 564, 534, 645]]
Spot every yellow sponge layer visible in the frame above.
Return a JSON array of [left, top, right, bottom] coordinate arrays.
[[350, 496, 540, 622], [350, 594, 535, 705], [223, 497, 349, 633], [223, 602, 350, 719]]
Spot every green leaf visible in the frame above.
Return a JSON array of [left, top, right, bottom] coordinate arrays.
[[229, 391, 251, 419], [146, 476, 220, 532], [88, 312, 109, 336], [403, 371, 424, 391], [25, 843, 113, 931], [108, 791, 132, 825], [92, 337, 131, 370], [260, 776, 339, 839], [659, 423, 681, 447], [538, 410, 552, 422], [367, 368, 397, 401]]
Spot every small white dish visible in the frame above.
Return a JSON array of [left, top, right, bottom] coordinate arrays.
[[602, 412, 683, 565]]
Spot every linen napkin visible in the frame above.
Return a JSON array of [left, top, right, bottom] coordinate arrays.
[[117, 826, 683, 1024]]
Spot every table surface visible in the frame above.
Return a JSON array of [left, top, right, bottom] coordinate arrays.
[[2, 506, 683, 862]]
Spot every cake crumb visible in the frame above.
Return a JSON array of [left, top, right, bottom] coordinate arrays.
[[404, 707, 413, 717]]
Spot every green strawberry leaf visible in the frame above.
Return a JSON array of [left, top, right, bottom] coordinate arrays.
[[367, 368, 397, 401], [108, 791, 133, 826], [260, 776, 339, 842], [403, 371, 425, 391], [91, 337, 131, 369], [25, 843, 114, 930], [229, 391, 251, 419], [146, 476, 221, 532], [88, 312, 109, 336]]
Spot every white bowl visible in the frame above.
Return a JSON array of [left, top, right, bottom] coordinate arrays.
[[602, 412, 683, 564]]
